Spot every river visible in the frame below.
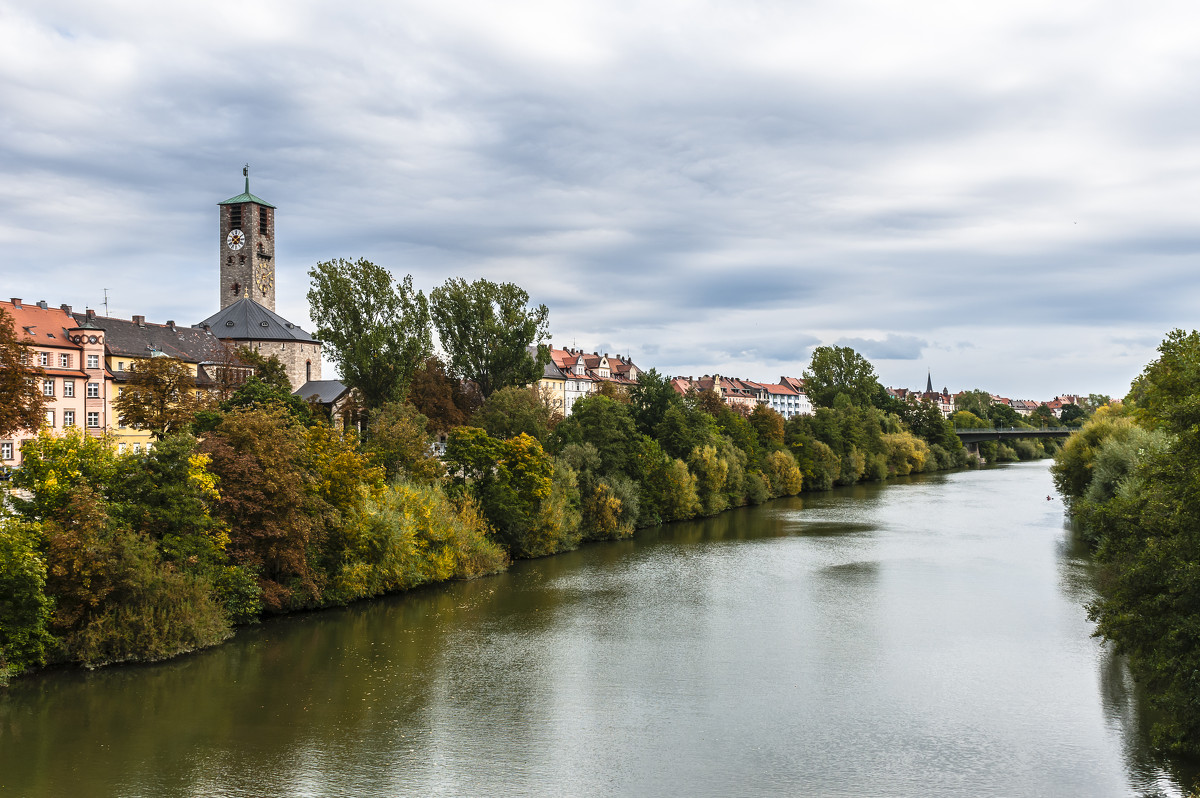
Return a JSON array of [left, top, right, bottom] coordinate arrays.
[[0, 461, 1192, 797]]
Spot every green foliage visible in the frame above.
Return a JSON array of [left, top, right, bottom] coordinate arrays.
[[0, 520, 54, 683], [308, 258, 432, 409], [111, 357, 209, 439], [222, 376, 314, 425], [9, 427, 122, 521], [234, 347, 293, 392], [749, 405, 786, 449], [629, 369, 681, 436], [803, 345, 883, 408], [429, 277, 550, 398], [474, 386, 555, 443], [0, 306, 47, 438], [1051, 329, 1200, 755], [327, 479, 507, 603], [1050, 410, 1140, 508], [688, 445, 730, 517], [362, 402, 444, 484], [762, 449, 803, 497], [653, 403, 716, 461], [445, 428, 579, 558], [550, 395, 642, 479], [41, 487, 231, 666]]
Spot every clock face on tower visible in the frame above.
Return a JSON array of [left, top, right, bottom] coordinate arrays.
[[226, 229, 246, 251], [256, 266, 274, 296]]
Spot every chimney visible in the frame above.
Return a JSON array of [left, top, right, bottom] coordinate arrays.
[[37, 300, 48, 309], [9, 298, 20, 308], [60, 304, 72, 314], [133, 315, 145, 326], [167, 320, 176, 331], [86, 309, 97, 321]]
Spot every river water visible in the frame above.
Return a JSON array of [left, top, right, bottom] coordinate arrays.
[[0, 461, 1192, 797]]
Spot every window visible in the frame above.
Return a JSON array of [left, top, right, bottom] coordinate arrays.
[[87, 354, 99, 369], [63, 380, 74, 397], [42, 379, 54, 397], [64, 410, 75, 427], [86, 412, 99, 428], [59, 353, 70, 367], [1, 442, 11, 460], [45, 410, 54, 427], [38, 351, 48, 366], [118, 443, 126, 454], [118, 361, 125, 371], [259, 207, 270, 235], [133, 443, 141, 454], [87, 382, 99, 398]]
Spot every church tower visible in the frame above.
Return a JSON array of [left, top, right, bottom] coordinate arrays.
[[218, 166, 277, 311]]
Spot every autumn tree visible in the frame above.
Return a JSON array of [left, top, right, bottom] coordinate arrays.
[[802, 345, 883, 409], [308, 258, 432, 410], [0, 306, 47, 438], [408, 355, 480, 431], [429, 277, 550, 398], [111, 357, 207, 439]]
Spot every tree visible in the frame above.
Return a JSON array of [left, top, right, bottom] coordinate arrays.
[[0, 306, 47, 438], [629, 368, 680, 436], [308, 258, 432, 410], [362, 401, 444, 484], [474, 386, 555, 443], [802, 346, 882, 408], [408, 356, 481, 431], [111, 357, 209, 439], [235, 346, 292, 392], [429, 277, 550, 398]]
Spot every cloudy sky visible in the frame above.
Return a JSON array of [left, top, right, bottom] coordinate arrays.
[[4, 0, 1198, 399]]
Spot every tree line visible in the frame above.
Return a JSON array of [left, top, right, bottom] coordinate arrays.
[[0, 264, 1048, 683], [1051, 329, 1200, 758]]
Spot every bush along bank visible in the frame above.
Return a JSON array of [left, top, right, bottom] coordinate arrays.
[[1051, 329, 1200, 759], [2, 361, 1054, 685]]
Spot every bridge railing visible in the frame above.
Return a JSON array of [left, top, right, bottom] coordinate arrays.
[[952, 426, 1077, 434]]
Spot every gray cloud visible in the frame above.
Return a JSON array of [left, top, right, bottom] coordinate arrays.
[[835, 335, 928, 361], [2, 1, 1196, 399]]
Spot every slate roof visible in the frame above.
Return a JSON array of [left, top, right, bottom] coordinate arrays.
[[293, 379, 349, 404], [73, 310, 227, 363], [194, 297, 318, 343]]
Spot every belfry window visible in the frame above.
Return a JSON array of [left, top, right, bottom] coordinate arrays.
[[259, 207, 270, 235], [230, 205, 242, 229]]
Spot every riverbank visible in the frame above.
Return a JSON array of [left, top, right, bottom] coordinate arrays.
[[1, 382, 1063, 686], [3, 460, 1188, 797]]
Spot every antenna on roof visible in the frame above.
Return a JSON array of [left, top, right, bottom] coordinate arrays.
[[103, 288, 109, 317]]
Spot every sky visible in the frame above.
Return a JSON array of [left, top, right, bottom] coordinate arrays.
[[4, 0, 1199, 400]]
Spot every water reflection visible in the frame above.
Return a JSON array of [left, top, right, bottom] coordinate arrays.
[[0, 462, 1193, 797]]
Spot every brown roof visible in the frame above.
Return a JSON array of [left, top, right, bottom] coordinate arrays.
[[2, 299, 78, 348]]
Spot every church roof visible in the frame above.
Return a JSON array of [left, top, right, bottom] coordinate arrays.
[[194, 297, 318, 343], [218, 175, 276, 209]]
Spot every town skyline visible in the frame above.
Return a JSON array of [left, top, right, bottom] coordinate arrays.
[[6, 2, 1197, 399]]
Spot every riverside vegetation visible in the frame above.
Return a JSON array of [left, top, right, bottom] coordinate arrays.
[[0, 264, 1060, 684], [1053, 329, 1200, 759]]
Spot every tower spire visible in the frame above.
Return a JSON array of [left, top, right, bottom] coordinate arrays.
[[926, 370, 933, 394], [243, 163, 250, 193]]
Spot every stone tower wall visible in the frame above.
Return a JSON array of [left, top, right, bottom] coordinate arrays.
[[219, 203, 276, 312], [240, 338, 322, 390]]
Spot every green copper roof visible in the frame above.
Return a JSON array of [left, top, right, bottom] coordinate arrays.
[[218, 173, 276, 208]]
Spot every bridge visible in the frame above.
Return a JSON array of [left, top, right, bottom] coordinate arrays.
[[953, 427, 1077, 444]]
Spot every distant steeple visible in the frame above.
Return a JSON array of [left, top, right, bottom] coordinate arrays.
[[926, 371, 933, 394]]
